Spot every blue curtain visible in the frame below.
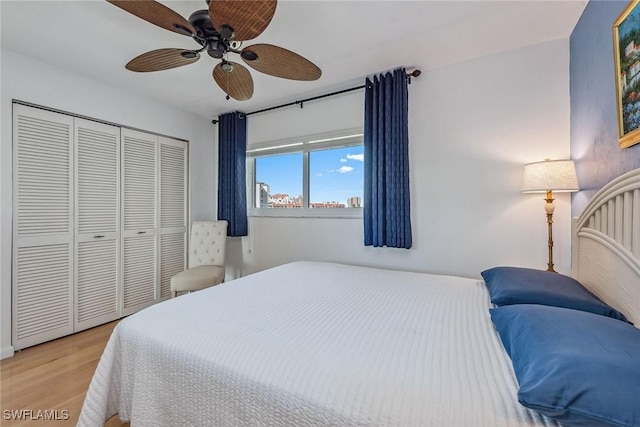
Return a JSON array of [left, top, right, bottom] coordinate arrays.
[[363, 68, 412, 249], [217, 111, 248, 236]]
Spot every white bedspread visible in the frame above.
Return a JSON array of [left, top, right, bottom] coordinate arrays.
[[78, 261, 558, 426]]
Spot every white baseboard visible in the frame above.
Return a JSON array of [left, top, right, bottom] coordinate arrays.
[[1, 345, 15, 359]]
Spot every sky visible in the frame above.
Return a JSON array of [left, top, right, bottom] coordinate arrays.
[[256, 146, 364, 205]]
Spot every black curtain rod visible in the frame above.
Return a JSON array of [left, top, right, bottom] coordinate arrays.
[[211, 68, 421, 123], [246, 84, 365, 116]]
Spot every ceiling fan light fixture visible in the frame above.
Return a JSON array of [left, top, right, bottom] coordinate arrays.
[[241, 50, 258, 61], [221, 62, 234, 73]]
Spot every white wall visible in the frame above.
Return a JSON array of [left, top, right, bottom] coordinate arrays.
[[0, 49, 216, 358], [241, 39, 573, 280]]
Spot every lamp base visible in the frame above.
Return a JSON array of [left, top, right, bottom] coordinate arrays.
[[545, 191, 557, 273]]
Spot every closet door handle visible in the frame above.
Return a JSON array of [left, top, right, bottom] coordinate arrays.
[[94, 235, 105, 238], [137, 231, 146, 235]]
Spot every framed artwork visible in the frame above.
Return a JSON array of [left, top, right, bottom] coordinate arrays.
[[613, 0, 640, 148]]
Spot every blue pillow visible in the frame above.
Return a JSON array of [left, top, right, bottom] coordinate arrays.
[[481, 266, 629, 322], [491, 304, 640, 427]]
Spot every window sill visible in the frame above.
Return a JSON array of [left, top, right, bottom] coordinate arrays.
[[249, 208, 363, 219]]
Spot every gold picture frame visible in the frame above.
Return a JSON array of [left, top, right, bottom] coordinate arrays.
[[613, 0, 640, 148]]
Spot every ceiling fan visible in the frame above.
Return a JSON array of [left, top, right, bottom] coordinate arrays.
[[108, 0, 322, 101]]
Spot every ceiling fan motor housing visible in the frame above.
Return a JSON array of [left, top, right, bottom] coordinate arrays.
[[189, 9, 228, 58], [207, 40, 225, 58]]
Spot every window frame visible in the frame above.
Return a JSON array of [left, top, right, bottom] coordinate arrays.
[[247, 128, 364, 219]]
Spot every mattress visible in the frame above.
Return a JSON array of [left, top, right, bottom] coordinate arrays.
[[78, 261, 558, 426]]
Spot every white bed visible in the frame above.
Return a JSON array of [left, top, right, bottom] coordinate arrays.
[[78, 168, 640, 427]]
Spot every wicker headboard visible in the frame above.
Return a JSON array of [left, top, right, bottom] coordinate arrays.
[[572, 168, 640, 326]]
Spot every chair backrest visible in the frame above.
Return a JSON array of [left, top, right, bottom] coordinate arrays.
[[188, 220, 228, 268]]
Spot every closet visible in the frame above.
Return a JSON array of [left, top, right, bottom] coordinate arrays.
[[12, 104, 188, 350]]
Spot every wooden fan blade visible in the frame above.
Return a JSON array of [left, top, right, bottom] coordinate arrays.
[[108, 0, 195, 36], [213, 61, 254, 101], [240, 44, 321, 81], [208, 0, 277, 41], [126, 49, 200, 72]]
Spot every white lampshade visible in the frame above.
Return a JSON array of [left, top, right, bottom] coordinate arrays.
[[522, 159, 579, 193]]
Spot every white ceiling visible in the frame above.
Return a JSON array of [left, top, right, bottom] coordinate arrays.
[[1, 1, 587, 119]]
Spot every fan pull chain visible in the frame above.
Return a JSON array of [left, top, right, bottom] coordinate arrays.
[[224, 52, 231, 101]]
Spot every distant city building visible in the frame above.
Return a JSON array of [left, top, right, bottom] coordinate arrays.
[[259, 182, 358, 209], [268, 193, 303, 208], [310, 202, 346, 208], [270, 193, 291, 205], [347, 196, 361, 207], [256, 182, 269, 208]]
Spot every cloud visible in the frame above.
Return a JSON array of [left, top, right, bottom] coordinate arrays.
[[340, 158, 347, 162], [337, 166, 354, 173], [347, 153, 364, 162], [316, 173, 323, 177]]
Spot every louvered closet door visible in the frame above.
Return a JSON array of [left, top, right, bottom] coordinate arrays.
[[12, 105, 74, 350], [74, 119, 121, 331], [122, 128, 157, 315], [159, 137, 187, 300]]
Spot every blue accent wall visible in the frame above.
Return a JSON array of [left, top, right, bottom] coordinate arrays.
[[570, 0, 640, 216]]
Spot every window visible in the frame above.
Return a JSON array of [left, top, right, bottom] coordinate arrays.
[[248, 129, 363, 217], [255, 153, 303, 208], [309, 146, 363, 208]]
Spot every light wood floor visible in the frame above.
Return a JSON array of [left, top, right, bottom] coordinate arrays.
[[0, 322, 128, 427]]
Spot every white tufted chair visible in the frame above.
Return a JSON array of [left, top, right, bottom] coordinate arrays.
[[170, 220, 228, 297]]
